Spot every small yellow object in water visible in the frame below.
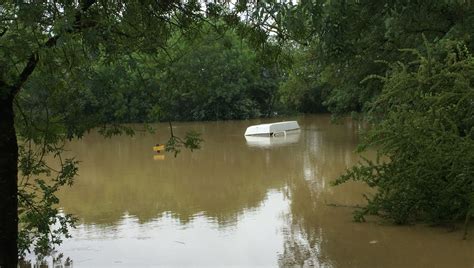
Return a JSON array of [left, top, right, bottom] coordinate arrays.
[[153, 145, 165, 152], [153, 155, 165, 160]]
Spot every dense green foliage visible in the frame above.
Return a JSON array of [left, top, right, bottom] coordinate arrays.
[[158, 29, 281, 121], [26, 27, 283, 124], [280, 48, 329, 113], [333, 41, 474, 230], [281, 1, 474, 115]]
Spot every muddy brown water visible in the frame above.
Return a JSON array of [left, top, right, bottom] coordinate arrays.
[[24, 115, 474, 267]]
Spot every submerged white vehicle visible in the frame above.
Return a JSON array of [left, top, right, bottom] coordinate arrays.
[[244, 121, 300, 136], [245, 132, 301, 148]]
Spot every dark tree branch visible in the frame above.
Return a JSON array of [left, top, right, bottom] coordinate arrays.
[[81, 0, 96, 12], [44, 35, 61, 48], [405, 28, 448, 35], [11, 0, 98, 96], [12, 53, 38, 95], [0, 28, 7, 37]]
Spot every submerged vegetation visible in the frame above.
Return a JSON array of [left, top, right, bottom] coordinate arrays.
[[333, 41, 474, 234], [1, 0, 474, 265]]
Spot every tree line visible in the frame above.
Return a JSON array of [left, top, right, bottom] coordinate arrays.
[[21, 26, 285, 125]]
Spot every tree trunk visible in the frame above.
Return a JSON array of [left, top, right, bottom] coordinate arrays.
[[0, 91, 18, 268]]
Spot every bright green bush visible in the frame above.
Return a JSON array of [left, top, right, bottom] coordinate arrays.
[[333, 40, 474, 230]]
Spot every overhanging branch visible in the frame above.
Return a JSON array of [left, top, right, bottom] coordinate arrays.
[[11, 0, 98, 96]]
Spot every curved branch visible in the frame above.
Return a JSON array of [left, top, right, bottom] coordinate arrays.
[[12, 0, 98, 96], [13, 53, 38, 95]]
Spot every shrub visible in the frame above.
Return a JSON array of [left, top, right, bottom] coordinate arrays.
[[333, 40, 474, 234]]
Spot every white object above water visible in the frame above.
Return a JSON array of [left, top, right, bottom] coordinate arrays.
[[244, 121, 300, 136]]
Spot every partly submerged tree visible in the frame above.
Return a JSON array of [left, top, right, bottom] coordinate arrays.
[[333, 40, 474, 236], [273, 0, 474, 236]]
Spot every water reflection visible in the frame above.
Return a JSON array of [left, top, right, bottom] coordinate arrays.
[[20, 255, 73, 268], [47, 191, 288, 267], [29, 115, 473, 267], [280, 175, 474, 267]]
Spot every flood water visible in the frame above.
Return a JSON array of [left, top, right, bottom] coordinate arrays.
[[27, 115, 473, 267]]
